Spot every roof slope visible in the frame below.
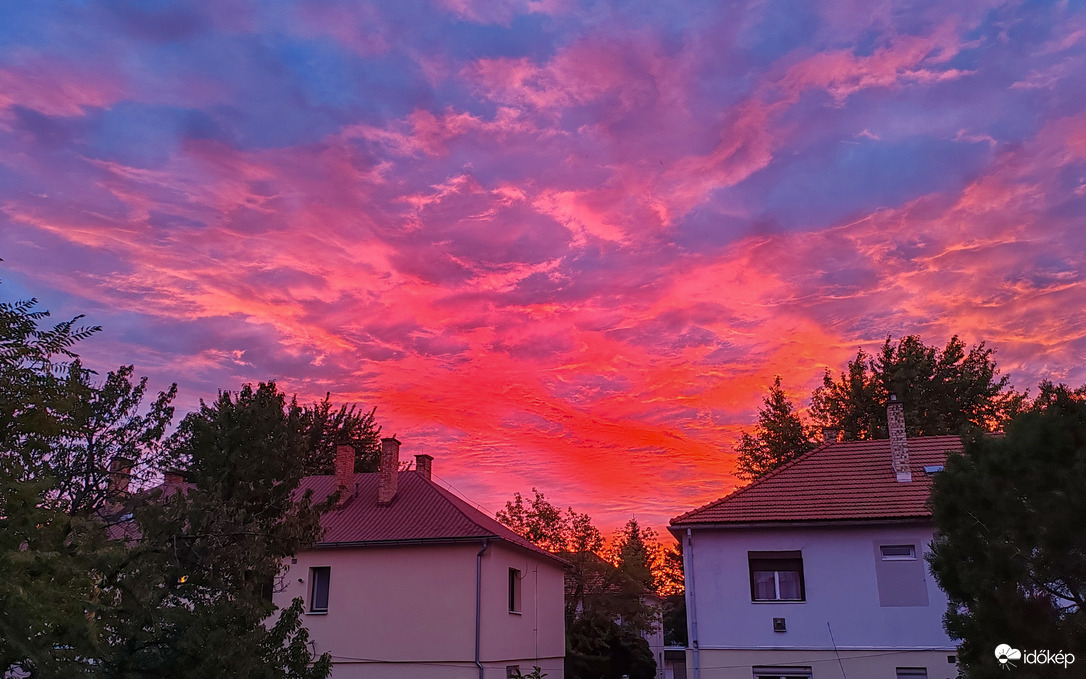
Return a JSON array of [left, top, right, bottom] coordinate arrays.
[[671, 435, 963, 526], [298, 471, 564, 564]]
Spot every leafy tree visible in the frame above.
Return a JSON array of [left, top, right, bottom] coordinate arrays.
[[95, 382, 334, 678], [496, 488, 571, 553], [927, 382, 1086, 678], [1, 281, 333, 678], [497, 492, 661, 679], [299, 395, 380, 474], [811, 335, 1025, 440], [0, 289, 111, 677], [734, 376, 815, 481]]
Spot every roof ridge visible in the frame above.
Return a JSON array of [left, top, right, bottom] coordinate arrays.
[[412, 473, 565, 564]]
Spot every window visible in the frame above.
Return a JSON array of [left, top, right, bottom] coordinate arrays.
[[749, 551, 804, 601], [896, 669, 928, 678], [506, 666, 521, 678], [508, 568, 522, 613], [309, 566, 330, 613], [753, 666, 812, 678], [881, 544, 917, 560]]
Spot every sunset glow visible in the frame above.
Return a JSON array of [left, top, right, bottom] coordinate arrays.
[[3, 0, 1085, 531]]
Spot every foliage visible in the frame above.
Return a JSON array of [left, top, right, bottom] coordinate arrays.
[[0, 282, 333, 678], [734, 376, 815, 481], [497, 491, 660, 679], [510, 666, 548, 679], [927, 382, 1086, 678], [811, 335, 1025, 440], [96, 382, 334, 678], [0, 290, 112, 677], [299, 394, 380, 475], [496, 488, 574, 553]]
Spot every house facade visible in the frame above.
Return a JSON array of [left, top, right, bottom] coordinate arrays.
[[669, 402, 962, 679], [274, 438, 566, 679]]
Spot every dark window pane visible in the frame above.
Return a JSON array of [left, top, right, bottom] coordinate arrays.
[[311, 567, 330, 612]]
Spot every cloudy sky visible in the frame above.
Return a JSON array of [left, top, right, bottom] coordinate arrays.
[[2, 0, 1084, 532]]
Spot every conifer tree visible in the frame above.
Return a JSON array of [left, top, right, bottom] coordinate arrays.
[[928, 382, 1086, 678], [734, 376, 814, 481]]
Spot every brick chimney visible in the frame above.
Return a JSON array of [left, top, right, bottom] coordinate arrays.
[[887, 394, 912, 482], [163, 469, 185, 495], [415, 454, 433, 480], [335, 443, 356, 507], [378, 437, 401, 506], [108, 456, 134, 495], [822, 427, 840, 444]]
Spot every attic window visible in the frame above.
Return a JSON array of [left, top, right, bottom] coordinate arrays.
[[924, 465, 944, 474], [880, 545, 917, 561]]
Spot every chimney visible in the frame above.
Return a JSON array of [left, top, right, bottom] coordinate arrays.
[[163, 469, 185, 495], [335, 443, 356, 506], [108, 456, 134, 495], [822, 427, 840, 444], [415, 454, 433, 481], [378, 437, 401, 506], [887, 395, 912, 482]]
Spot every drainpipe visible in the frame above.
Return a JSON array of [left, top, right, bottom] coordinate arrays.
[[475, 539, 490, 679], [686, 528, 700, 679]]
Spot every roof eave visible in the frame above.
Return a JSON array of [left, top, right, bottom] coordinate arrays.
[[313, 534, 570, 566], [668, 515, 933, 533]]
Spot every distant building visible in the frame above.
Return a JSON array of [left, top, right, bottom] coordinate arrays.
[[275, 438, 566, 679], [669, 400, 962, 679]]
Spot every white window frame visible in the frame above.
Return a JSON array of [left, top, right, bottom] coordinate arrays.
[[881, 544, 917, 561], [309, 566, 330, 614]]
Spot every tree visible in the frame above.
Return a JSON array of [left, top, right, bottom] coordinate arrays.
[[811, 335, 1025, 440], [927, 382, 1086, 678], [1, 281, 333, 678], [95, 382, 333, 678], [299, 395, 380, 475], [734, 376, 815, 481], [0, 290, 112, 677], [497, 492, 662, 679]]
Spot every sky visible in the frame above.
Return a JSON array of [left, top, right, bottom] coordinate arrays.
[[2, 0, 1085, 533]]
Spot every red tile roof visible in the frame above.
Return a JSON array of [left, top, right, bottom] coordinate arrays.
[[670, 435, 963, 526], [299, 471, 566, 565]]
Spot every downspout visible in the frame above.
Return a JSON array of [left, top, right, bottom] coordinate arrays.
[[686, 528, 701, 679], [475, 539, 490, 679]]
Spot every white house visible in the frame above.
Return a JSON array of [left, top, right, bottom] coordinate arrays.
[[274, 438, 567, 679], [669, 400, 962, 679]]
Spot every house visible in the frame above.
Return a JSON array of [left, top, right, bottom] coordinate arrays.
[[274, 437, 567, 679], [668, 399, 962, 679]]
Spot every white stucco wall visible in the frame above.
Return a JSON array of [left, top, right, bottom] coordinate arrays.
[[274, 541, 565, 678], [681, 522, 954, 677]]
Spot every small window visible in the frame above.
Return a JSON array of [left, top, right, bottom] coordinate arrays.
[[753, 666, 812, 679], [896, 669, 928, 678], [506, 666, 522, 679], [508, 568, 522, 613], [881, 545, 917, 560], [749, 551, 804, 601], [309, 566, 330, 613]]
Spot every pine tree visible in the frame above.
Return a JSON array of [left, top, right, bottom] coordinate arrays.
[[928, 382, 1086, 678], [734, 376, 814, 481]]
